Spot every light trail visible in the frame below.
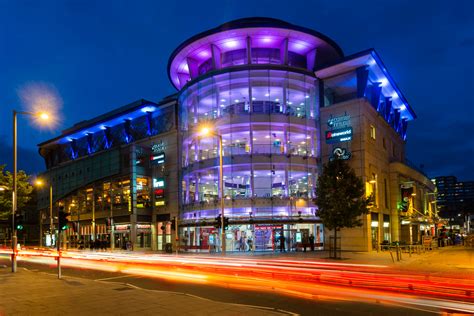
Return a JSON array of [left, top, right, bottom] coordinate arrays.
[[2, 248, 474, 313]]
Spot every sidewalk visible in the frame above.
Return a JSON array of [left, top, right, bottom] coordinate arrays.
[[0, 266, 285, 316]]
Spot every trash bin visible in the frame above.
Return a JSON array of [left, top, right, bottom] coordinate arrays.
[[165, 243, 173, 254]]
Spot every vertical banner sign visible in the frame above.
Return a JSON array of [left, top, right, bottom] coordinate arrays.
[[325, 112, 352, 160]]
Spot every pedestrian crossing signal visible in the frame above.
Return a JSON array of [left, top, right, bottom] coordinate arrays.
[[58, 210, 70, 231], [15, 214, 24, 231]]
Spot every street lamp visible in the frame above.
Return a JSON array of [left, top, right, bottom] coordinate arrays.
[[11, 110, 51, 273], [199, 125, 225, 255]]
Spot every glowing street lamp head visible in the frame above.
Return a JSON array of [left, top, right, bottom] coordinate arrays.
[[200, 127, 210, 136], [38, 112, 50, 121], [35, 179, 44, 187], [18, 82, 62, 130]]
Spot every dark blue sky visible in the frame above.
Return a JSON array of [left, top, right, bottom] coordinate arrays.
[[1, 0, 473, 179]]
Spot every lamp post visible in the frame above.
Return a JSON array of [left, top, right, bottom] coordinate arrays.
[[199, 126, 225, 254], [12, 110, 51, 272], [35, 179, 53, 248]]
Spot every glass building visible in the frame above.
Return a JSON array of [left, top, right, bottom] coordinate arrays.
[[37, 17, 427, 253], [170, 17, 346, 251]]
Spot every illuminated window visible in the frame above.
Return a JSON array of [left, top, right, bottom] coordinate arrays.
[[137, 177, 150, 208], [366, 174, 377, 207], [370, 125, 376, 140]]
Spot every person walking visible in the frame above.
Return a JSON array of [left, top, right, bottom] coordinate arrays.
[[247, 237, 253, 252], [309, 234, 315, 251], [279, 233, 286, 252]]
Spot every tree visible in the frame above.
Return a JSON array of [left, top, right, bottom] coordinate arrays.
[[314, 159, 370, 258], [0, 165, 34, 220]]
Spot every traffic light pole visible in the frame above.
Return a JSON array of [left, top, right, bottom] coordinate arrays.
[[175, 217, 178, 255], [12, 110, 17, 273], [218, 135, 225, 255], [49, 183, 53, 247], [57, 205, 61, 279]]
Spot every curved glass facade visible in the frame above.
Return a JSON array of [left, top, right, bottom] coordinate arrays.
[[179, 69, 320, 221]]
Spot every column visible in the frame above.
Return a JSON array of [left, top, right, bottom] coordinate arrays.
[[306, 48, 318, 72], [186, 57, 199, 79], [130, 145, 138, 249], [211, 44, 222, 70], [280, 38, 289, 65], [91, 189, 96, 240], [194, 139, 199, 162], [356, 67, 369, 98], [246, 36, 252, 64], [283, 127, 289, 154], [249, 124, 254, 154], [185, 179, 190, 204], [194, 177, 199, 202], [151, 222, 157, 251]]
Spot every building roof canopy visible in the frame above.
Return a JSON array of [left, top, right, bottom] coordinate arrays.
[[316, 49, 416, 121]]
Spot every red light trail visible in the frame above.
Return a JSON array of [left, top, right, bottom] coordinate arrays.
[[1, 248, 473, 314]]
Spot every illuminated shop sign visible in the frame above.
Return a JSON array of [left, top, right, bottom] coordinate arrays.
[[152, 141, 166, 153], [137, 224, 151, 230], [327, 113, 351, 129], [325, 127, 353, 144], [153, 178, 165, 188], [115, 224, 130, 231], [255, 224, 283, 230], [154, 188, 165, 199], [295, 232, 302, 243], [329, 147, 352, 161], [151, 153, 165, 165]]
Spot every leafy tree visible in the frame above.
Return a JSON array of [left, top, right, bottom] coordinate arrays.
[[314, 159, 370, 258], [0, 165, 34, 219]]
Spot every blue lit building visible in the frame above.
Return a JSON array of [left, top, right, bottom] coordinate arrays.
[[37, 17, 435, 252]]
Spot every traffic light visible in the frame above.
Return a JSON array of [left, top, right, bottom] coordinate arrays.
[[214, 215, 221, 229], [58, 209, 69, 231], [223, 216, 229, 230], [171, 217, 177, 231], [15, 213, 24, 231]]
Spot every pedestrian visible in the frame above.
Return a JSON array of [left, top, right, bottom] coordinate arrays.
[[239, 236, 244, 251], [309, 234, 315, 251], [89, 239, 94, 251], [279, 233, 286, 252], [247, 238, 253, 252]]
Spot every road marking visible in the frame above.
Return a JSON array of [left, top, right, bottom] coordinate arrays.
[[95, 275, 137, 281], [227, 302, 299, 315]]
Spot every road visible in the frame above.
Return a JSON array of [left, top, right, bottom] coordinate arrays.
[[1, 249, 474, 315]]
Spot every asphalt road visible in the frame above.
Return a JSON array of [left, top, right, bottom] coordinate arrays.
[[0, 256, 440, 316]]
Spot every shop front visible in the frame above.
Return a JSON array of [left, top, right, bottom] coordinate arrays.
[[180, 222, 324, 253]]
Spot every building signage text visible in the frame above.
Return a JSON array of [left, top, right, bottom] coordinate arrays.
[[152, 141, 166, 153], [329, 147, 352, 161], [325, 127, 353, 144], [327, 113, 351, 129]]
